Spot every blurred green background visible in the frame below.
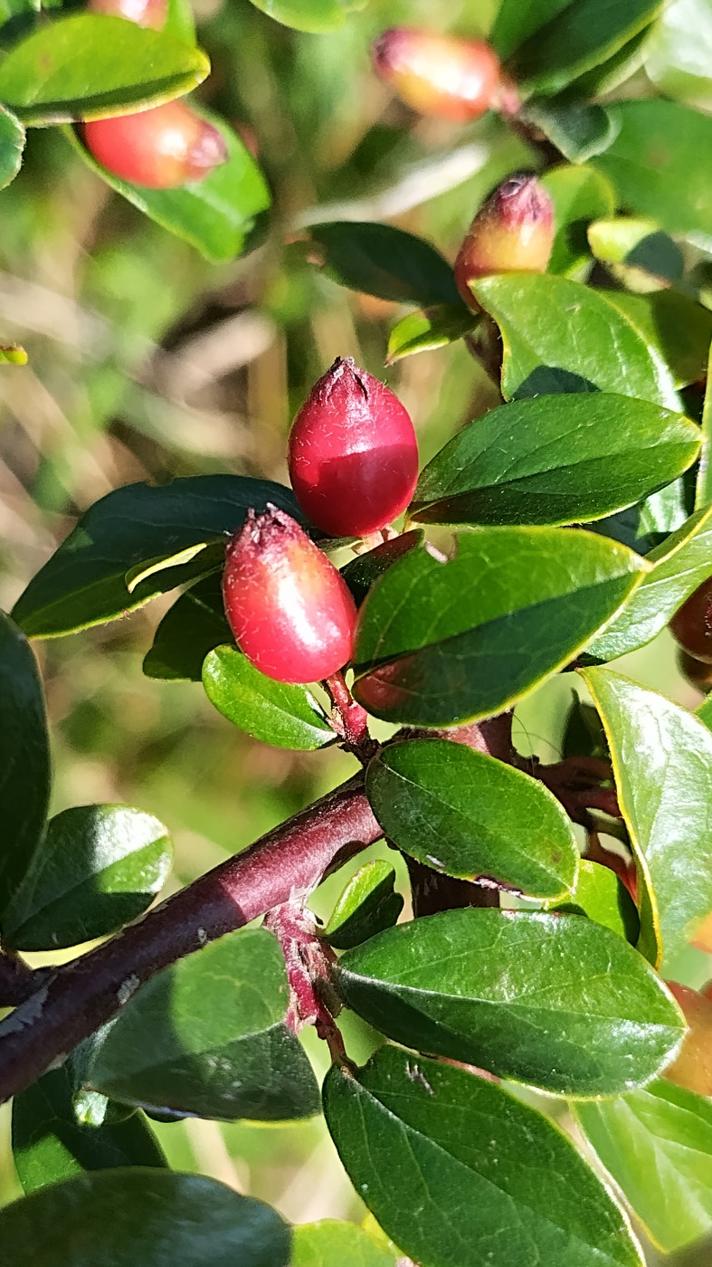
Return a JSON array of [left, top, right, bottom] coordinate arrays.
[[0, 0, 708, 1238]]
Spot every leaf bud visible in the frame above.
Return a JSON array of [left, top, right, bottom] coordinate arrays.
[[372, 27, 501, 122], [82, 101, 228, 189], [454, 173, 555, 309]]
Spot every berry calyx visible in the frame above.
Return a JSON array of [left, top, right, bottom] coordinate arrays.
[[288, 357, 419, 539], [372, 27, 501, 122], [222, 506, 358, 684], [88, 0, 166, 28], [82, 101, 227, 189], [670, 577, 712, 664], [454, 173, 555, 309]]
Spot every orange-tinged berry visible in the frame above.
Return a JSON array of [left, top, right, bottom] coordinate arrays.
[[454, 173, 554, 309], [82, 101, 227, 189], [372, 27, 501, 122], [664, 982, 712, 1096]]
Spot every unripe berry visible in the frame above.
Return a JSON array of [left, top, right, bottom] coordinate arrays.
[[454, 173, 555, 309], [372, 27, 501, 123], [288, 358, 419, 539], [222, 506, 358, 684], [670, 578, 712, 664], [82, 101, 227, 189], [88, 0, 166, 28]]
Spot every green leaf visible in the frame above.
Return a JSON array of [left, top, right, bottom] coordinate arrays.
[[304, 222, 461, 306], [352, 527, 648, 727], [696, 341, 712, 510], [552, 858, 640, 942], [386, 305, 477, 364], [68, 108, 270, 264], [2, 805, 172, 952], [322, 861, 403, 950], [0, 1168, 290, 1267], [491, 0, 573, 59], [576, 1081, 712, 1253], [0, 104, 25, 190], [338, 909, 684, 1096], [292, 1220, 397, 1266], [587, 505, 712, 661], [202, 645, 334, 751], [11, 474, 301, 638], [645, 0, 712, 111], [324, 1047, 645, 1267], [472, 273, 681, 409], [524, 100, 618, 163], [603, 291, 712, 390], [412, 394, 698, 528], [12, 1067, 165, 1195], [246, 0, 354, 34], [587, 217, 685, 291], [340, 531, 423, 606], [541, 164, 616, 277], [143, 573, 229, 682], [0, 16, 208, 125], [584, 668, 712, 967], [0, 613, 50, 921], [510, 0, 663, 94], [87, 928, 320, 1121], [593, 100, 712, 236], [699, 692, 712, 732], [366, 739, 578, 900]]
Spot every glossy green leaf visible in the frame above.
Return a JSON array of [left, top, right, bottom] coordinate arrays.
[[576, 1081, 712, 1252], [568, 24, 651, 95], [337, 909, 684, 1096], [541, 164, 616, 277], [0, 16, 208, 124], [11, 475, 301, 638], [292, 1220, 397, 1266], [87, 928, 320, 1121], [202, 645, 334, 751], [698, 693, 712, 731], [2, 805, 172, 952], [696, 341, 712, 510], [524, 100, 618, 163], [323, 861, 403, 950], [143, 573, 228, 682], [646, 0, 712, 111], [0, 1169, 290, 1267], [603, 291, 712, 391], [593, 100, 712, 236], [491, 0, 572, 59], [324, 1047, 645, 1267], [247, 0, 355, 34], [588, 217, 684, 291], [366, 740, 578, 899], [584, 668, 712, 966], [510, 0, 663, 94], [473, 274, 681, 409], [587, 505, 712, 660], [340, 531, 423, 606], [386, 305, 477, 364], [12, 1067, 165, 1195], [0, 104, 25, 190], [68, 108, 270, 263], [0, 613, 50, 922], [352, 527, 648, 727], [553, 858, 639, 942], [412, 394, 698, 528], [304, 222, 461, 306]]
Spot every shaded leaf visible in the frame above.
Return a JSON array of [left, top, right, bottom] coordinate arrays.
[[587, 217, 685, 293], [0, 104, 25, 190], [510, 0, 663, 94], [603, 291, 712, 388], [541, 164, 616, 276], [552, 858, 639, 942], [491, 0, 572, 59], [322, 861, 403, 950], [524, 100, 618, 163], [696, 341, 712, 510], [386, 305, 477, 364], [202, 645, 334, 751], [340, 531, 423, 607], [304, 222, 460, 306], [143, 572, 229, 682], [291, 1220, 397, 1266]]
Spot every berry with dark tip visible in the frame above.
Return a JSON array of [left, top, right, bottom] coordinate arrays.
[[83, 101, 227, 189], [454, 173, 555, 310]]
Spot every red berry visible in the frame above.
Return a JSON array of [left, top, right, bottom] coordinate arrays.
[[670, 577, 712, 664], [82, 101, 227, 189], [222, 506, 358, 684], [88, 0, 166, 28], [288, 357, 419, 538], [454, 174, 555, 309], [372, 27, 501, 122]]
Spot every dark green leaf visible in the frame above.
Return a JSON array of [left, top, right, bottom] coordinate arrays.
[[12, 1067, 165, 1195], [337, 909, 684, 1096], [366, 739, 578, 899], [247, 0, 355, 34], [587, 505, 712, 661], [524, 100, 618, 163], [0, 16, 208, 124], [603, 291, 712, 389], [541, 164, 616, 277], [87, 928, 320, 1121], [68, 108, 270, 263], [491, 0, 572, 59], [11, 474, 301, 638], [552, 858, 639, 942], [0, 1168, 290, 1267], [352, 527, 647, 727], [593, 100, 712, 236], [576, 1081, 712, 1252], [324, 1047, 645, 1267], [562, 692, 609, 760], [473, 274, 681, 408], [645, 0, 712, 112], [202, 645, 334, 751], [412, 394, 698, 528], [584, 668, 712, 967], [510, 0, 663, 94], [322, 861, 403, 950], [0, 612, 50, 921], [292, 1221, 397, 1267], [340, 532, 423, 607], [2, 805, 172, 951], [386, 305, 477, 364], [143, 573, 229, 682], [0, 104, 25, 190], [304, 222, 461, 306]]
